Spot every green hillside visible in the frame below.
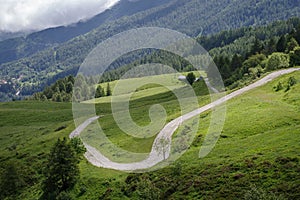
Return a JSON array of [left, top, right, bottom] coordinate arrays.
[[0, 0, 173, 65], [0, 69, 299, 199], [1, 2, 300, 101]]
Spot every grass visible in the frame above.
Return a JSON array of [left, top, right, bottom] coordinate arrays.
[[0, 70, 299, 199], [0, 101, 74, 199], [84, 71, 205, 104], [82, 82, 209, 161], [161, 70, 300, 199]]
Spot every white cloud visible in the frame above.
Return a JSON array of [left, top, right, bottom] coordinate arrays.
[[0, 0, 120, 32]]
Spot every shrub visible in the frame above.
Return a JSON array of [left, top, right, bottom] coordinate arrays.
[[267, 53, 290, 71]]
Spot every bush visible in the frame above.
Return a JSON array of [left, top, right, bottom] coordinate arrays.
[[244, 185, 286, 200], [267, 53, 290, 70], [56, 191, 72, 200], [289, 46, 300, 66], [274, 82, 283, 92], [0, 161, 24, 198], [186, 72, 196, 85]]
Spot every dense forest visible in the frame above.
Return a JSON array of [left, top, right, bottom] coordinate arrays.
[[30, 76, 75, 102], [1, 18, 300, 102], [0, 0, 173, 64], [100, 18, 300, 87], [29, 17, 300, 102], [30, 75, 113, 102], [0, 0, 300, 101]]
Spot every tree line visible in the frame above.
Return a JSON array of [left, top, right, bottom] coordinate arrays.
[[207, 22, 300, 89], [30, 74, 112, 102], [30, 18, 300, 101], [1, 10, 300, 102]]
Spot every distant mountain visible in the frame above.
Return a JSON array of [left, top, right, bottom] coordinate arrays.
[[0, 0, 300, 101], [0, 31, 27, 41], [0, 0, 173, 65]]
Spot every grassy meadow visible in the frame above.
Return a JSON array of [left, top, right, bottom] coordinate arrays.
[[0, 70, 299, 199]]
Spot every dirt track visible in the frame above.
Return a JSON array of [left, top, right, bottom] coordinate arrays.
[[70, 68, 300, 171]]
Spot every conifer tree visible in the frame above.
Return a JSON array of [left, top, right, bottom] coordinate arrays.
[[186, 72, 196, 85], [42, 138, 80, 198], [95, 85, 104, 98], [106, 83, 112, 96], [276, 35, 287, 52]]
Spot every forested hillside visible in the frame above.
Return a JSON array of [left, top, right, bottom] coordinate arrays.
[[0, 0, 173, 65], [28, 17, 300, 105], [0, 0, 300, 101]]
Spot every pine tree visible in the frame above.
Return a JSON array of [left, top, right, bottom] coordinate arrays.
[[290, 47, 300, 66], [66, 82, 73, 94], [58, 80, 66, 92], [56, 94, 62, 102], [294, 24, 300, 44], [230, 54, 243, 71], [265, 38, 277, 55], [67, 76, 75, 84], [95, 85, 104, 98], [286, 37, 299, 52], [250, 37, 263, 55], [0, 162, 23, 198], [186, 72, 196, 85], [44, 86, 54, 99], [42, 138, 80, 198], [106, 83, 112, 96], [276, 35, 287, 52]]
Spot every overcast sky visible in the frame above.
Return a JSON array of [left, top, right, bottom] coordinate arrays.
[[0, 0, 120, 33]]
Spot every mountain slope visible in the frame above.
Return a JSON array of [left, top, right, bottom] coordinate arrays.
[[0, 70, 299, 199], [0, 0, 173, 65], [0, 0, 300, 101]]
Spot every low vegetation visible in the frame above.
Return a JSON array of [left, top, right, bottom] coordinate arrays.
[[0, 70, 299, 199]]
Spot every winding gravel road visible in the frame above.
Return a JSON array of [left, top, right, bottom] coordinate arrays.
[[70, 68, 300, 171]]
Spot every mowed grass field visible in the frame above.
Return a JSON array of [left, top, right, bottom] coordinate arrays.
[[0, 70, 299, 199], [84, 71, 205, 104]]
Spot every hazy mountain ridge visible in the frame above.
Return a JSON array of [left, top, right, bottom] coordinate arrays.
[[0, 0, 173, 65]]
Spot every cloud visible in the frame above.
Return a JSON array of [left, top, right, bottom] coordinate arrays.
[[0, 0, 120, 33]]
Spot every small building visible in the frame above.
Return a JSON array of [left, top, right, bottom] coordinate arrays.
[[178, 75, 204, 82], [178, 75, 186, 81]]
